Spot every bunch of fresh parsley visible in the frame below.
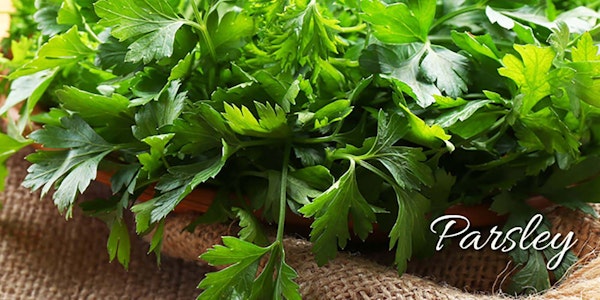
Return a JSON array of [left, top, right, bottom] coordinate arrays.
[[2, 0, 600, 297]]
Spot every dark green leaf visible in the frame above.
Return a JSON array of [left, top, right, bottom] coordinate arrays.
[[56, 87, 133, 127], [95, 0, 187, 63], [299, 161, 378, 265], [234, 208, 269, 246], [24, 116, 114, 215]]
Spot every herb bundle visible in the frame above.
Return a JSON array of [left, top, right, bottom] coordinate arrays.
[[2, 0, 600, 297]]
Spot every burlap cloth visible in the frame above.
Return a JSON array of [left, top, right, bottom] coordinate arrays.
[[0, 148, 212, 299], [2, 148, 600, 299]]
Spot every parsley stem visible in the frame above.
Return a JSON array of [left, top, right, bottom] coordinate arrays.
[[293, 135, 337, 144], [189, 0, 217, 61], [276, 142, 292, 242], [358, 160, 397, 189], [83, 22, 101, 43], [428, 35, 513, 48], [430, 4, 486, 32], [568, 22, 600, 47], [328, 58, 359, 68], [338, 23, 367, 33]]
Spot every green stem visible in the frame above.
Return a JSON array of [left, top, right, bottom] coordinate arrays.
[[358, 160, 397, 188], [568, 23, 600, 47], [292, 135, 337, 144], [188, 1, 217, 61], [328, 58, 359, 68], [338, 23, 367, 33], [428, 34, 513, 48], [276, 142, 292, 242], [83, 23, 101, 43], [430, 3, 486, 32]]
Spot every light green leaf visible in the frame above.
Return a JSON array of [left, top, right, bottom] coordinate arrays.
[[361, 0, 434, 44], [0, 134, 32, 191], [270, 0, 343, 70], [451, 31, 500, 61], [397, 105, 452, 149], [572, 32, 600, 62], [250, 246, 301, 300], [312, 100, 353, 129], [169, 50, 198, 80], [10, 27, 93, 77], [1, 69, 58, 134], [137, 133, 175, 177], [516, 107, 580, 156], [485, 7, 537, 44], [148, 220, 164, 264], [207, 3, 255, 56], [57, 0, 84, 27], [222, 102, 290, 138], [498, 45, 556, 114], [107, 220, 131, 269], [198, 237, 270, 300]]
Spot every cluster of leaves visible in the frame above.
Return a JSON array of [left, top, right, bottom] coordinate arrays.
[[2, 0, 600, 297]]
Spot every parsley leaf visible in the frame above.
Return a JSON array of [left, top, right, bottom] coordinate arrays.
[[198, 236, 270, 300], [498, 45, 556, 114], [361, 0, 435, 44], [222, 102, 290, 138], [133, 154, 227, 227], [107, 219, 131, 269], [0, 69, 57, 134], [24, 116, 114, 216], [9, 27, 93, 77], [299, 160, 378, 265], [360, 43, 469, 107], [421, 45, 469, 98], [267, 0, 343, 70], [389, 190, 430, 273], [95, 0, 187, 63], [0, 134, 32, 191]]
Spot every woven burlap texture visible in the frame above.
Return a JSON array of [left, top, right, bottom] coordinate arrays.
[[156, 198, 600, 299], [3, 147, 600, 299], [0, 149, 212, 299]]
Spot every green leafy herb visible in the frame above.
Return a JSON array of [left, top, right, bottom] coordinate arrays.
[[4, 0, 600, 297]]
